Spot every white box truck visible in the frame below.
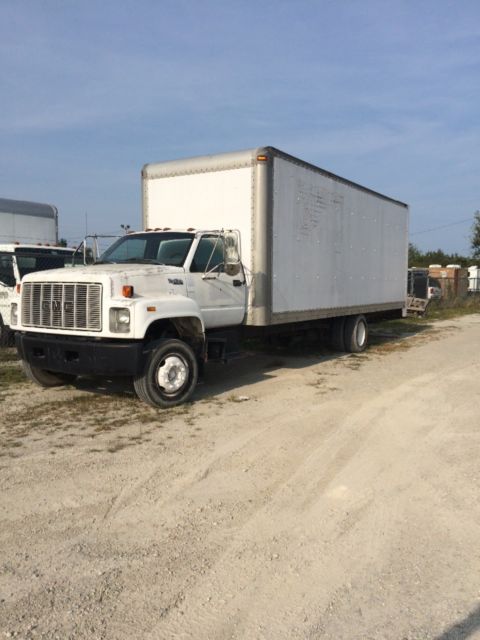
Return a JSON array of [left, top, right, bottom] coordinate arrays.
[[13, 147, 408, 406], [0, 198, 75, 345]]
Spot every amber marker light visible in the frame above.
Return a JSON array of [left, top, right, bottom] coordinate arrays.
[[122, 285, 134, 298], [256, 154, 269, 162], [16, 284, 21, 293], [147, 306, 156, 312]]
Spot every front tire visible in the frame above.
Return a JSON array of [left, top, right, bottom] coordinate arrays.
[[21, 360, 77, 387], [134, 339, 198, 408]]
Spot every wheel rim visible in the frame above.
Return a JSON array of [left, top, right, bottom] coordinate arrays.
[[356, 321, 367, 347], [156, 355, 189, 394]]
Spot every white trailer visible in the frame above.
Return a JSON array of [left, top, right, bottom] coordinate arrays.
[[0, 198, 74, 345], [0, 197, 58, 245], [13, 147, 409, 406]]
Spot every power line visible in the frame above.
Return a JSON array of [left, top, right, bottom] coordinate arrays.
[[410, 217, 473, 236]]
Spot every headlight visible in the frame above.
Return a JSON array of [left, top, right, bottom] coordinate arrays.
[[10, 303, 18, 326], [109, 307, 130, 333]]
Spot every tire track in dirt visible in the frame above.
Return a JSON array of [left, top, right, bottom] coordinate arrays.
[[144, 366, 453, 639]]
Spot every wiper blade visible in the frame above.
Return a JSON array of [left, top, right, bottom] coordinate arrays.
[[117, 258, 163, 265]]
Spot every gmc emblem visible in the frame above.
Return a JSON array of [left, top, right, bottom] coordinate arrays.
[[42, 300, 72, 312]]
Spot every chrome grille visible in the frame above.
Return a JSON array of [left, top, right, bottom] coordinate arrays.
[[22, 282, 102, 331]]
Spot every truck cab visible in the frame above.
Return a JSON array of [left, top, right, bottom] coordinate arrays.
[[99, 229, 246, 329], [13, 229, 246, 406]]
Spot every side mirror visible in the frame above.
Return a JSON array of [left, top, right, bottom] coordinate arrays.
[[224, 231, 241, 277]]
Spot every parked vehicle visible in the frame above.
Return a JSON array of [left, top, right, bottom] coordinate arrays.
[[468, 266, 480, 293], [12, 147, 409, 406], [0, 198, 75, 346], [427, 277, 442, 300], [408, 268, 428, 299]]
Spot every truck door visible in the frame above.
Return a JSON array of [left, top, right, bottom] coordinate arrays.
[[186, 234, 246, 328], [0, 253, 16, 326]]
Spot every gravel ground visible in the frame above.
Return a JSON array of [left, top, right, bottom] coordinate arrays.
[[1, 315, 480, 639]]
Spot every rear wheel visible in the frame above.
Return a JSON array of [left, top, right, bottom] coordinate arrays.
[[329, 316, 346, 352], [344, 314, 368, 353], [21, 360, 77, 387], [134, 339, 198, 408]]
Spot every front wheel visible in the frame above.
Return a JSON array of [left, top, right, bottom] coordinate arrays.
[[21, 360, 77, 387], [133, 339, 199, 408]]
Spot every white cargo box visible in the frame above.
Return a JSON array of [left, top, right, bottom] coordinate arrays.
[[142, 147, 408, 326], [0, 198, 58, 245]]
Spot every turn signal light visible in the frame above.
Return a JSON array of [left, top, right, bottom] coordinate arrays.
[[16, 284, 21, 293], [122, 285, 134, 298]]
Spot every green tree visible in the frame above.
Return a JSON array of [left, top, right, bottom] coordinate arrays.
[[408, 243, 423, 267], [471, 210, 480, 260], [408, 243, 471, 268]]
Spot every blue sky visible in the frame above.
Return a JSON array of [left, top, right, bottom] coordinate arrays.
[[1, 0, 479, 254]]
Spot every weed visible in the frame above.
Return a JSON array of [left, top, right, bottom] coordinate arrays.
[[4, 440, 22, 448], [94, 424, 114, 433], [227, 394, 251, 403], [107, 441, 128, 453], [0, 366, 28, 388], [0, 349, 19, 364], [426, 300, 480, 320]]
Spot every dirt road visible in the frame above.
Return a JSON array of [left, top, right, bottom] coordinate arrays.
[[1, 315, 480, 639]]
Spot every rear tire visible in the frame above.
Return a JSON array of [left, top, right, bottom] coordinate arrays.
[[344, 314, 368, 353], [21, 360, 77, 387], [329, 316, 346, 352], [134, 339, 198, 408]]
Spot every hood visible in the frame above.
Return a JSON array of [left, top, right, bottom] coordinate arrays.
[[22, 262, 186, 283]]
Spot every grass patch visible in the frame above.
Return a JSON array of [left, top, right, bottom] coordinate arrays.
[[0, 388, 197, 458], [424, 297, 480, 320], [371, 297, 480, 339], [0, 348, 19, 364], [370, 318, 429, 335], [0, 365, 27, 388]]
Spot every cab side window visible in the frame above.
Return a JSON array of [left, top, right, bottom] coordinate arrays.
[[190, 237, 224, 273], [0, 253, 15, 287]]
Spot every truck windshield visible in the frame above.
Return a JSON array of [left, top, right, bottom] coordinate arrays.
[[14, 248, 78, 279], [100, 232, 194, 267]]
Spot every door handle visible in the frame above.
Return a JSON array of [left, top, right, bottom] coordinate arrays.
[[233, 279, 244, 287]]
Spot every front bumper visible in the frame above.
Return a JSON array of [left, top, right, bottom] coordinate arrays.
[[15, 332, 145, 377]]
